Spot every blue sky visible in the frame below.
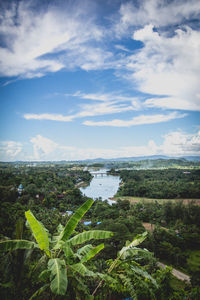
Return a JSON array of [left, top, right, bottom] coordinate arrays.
[[0, 0, 200, 161]]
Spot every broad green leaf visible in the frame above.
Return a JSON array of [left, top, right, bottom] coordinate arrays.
[[62, 244, 74, 263], [77, 244, 93, 256], [24, 248, 34, 264], [29, 284, 49, 300], [131, 265, 158, 288], [71, 263, 96, 277], [25, 210, 50, 257], [119, 231, 147, 259], [52, 224, 65, 244], [39, 269, 50, 282], [57, 223, 64, 234], [71, 263, 115, 283], [66, 230, 113, 246], [58, 199, 94, 242], [0, 240, 36, 252], [48, 258, 68, 295], [121, 247, 152, 260], [53, 240, 64, 250], [81, 243, 104, 263], [34, 255, 47, 273]]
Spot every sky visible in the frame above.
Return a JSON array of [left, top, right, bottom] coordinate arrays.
[[0, 0, 200, 161]]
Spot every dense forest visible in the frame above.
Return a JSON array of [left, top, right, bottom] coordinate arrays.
[[0, 163, 200, 299], [111, 169, 200, 199]]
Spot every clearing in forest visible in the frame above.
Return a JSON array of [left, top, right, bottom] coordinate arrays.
[[114, 196, 200, 205]]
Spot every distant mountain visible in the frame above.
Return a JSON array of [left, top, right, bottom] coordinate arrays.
[[1, 155, 200, 164], [74, 155, 200, 163], [181, 156, 200, 161], [107, 155, 170, 162]]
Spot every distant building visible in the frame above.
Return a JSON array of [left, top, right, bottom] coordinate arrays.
[[66, 211, 73, 216], [83, 221, 101, 226], [17, 184, 23, 196], [61, 210, 73, 217], [84, 221, 92, 226]]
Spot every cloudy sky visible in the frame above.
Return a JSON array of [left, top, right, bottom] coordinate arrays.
[[0, 0, 200, 161]]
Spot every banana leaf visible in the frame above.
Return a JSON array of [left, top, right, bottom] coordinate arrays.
[[39, 269, 50, 282], [71, 263, 96, 277], [25, 210, 50, 257], [77, 244, 93, 257], [66, 230, 113, 246], [29, 284, 49, 300], [0, 239, 36, 252], [62, 244, 74, 263], [71, 263, 114, 282], [119, 231, 147, 259], [131, 265, 158, 288], [48, 258, 68, 295], [58, 199, 94, 242], [81, 243, 104, 263]]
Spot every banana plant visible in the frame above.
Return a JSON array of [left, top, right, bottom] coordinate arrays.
[[0, 199, 113, 299], [92, 231, 158, 298]]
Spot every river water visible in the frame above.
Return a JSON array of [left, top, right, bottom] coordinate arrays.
[[80, 169, 120, 204]]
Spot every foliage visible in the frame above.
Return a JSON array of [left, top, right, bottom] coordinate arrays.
[[117, 169, 200, 199], [1, 163, 200, 299], [0, 199, 113, 298]]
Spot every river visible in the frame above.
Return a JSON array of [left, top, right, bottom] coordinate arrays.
[[80, 169, 120, 204]]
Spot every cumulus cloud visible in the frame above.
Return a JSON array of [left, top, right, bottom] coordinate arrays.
[[1, 131, 199, 161], [83, 112, 186, 127], [161, 130, 200, 156], [25, 130, 200, 160], [125, 25, 200, 111], [1, 0, 199, 117], [28, 135, 158, 160], [117, 0, 200, 34], [0, 141, 22, 160], [0, 0, 110, 78], [30, 135, 59, 160]]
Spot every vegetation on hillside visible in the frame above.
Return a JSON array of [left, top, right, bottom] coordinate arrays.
[[0, 163, 200, 299]]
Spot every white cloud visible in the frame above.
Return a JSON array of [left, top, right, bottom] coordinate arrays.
[[23, 94, 140, 121], [28, 135, 158, 160], [117, 0, 200, 34], [0, 1, 110, 78], [161, 130, 200, 156], [0, 141, 22, 160], [30, 135, 59, 160], [72, 91, 140, 103], [145, 97, 200, 111], [75, 101, 137, 118], [24, 113, 73, 122], [125, 25, 200, 111], [83, 112, 186, 127], [115, 44, 131, 53], [1, 131, 199, 161]]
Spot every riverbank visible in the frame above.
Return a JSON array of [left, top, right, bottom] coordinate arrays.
[[75, 181, 90, 188]]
